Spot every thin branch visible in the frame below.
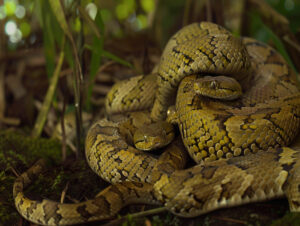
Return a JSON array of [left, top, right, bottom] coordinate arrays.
[[212, 216, 248, 225], [206, 0, 212, 22], [49, 0, 83, 158], [0, 117, 20, 126], [283, 35, 300, 53], [60, 181, 69, 203]]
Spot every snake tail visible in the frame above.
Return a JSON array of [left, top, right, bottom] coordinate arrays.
[[13, 159, 160, 225]]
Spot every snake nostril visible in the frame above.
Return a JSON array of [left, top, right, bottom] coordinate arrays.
[[210, 81, 218, 89]]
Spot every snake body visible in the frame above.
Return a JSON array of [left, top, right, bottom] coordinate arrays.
[[150, 22, 251, 120], [13, 22, 300, 225], [173, 37, 300, 163], [105, 74, 157, 115]]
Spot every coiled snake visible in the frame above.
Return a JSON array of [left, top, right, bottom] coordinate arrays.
[[13, 22, 300, 225]]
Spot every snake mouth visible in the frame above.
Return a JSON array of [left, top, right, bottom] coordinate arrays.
[[134, 136, 164, 151], [145, 137, 163, 150]]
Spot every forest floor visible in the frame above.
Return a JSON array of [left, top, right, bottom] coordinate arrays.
[[2, 30, 300, 226]]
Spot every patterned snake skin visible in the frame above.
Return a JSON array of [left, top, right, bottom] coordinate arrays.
[[13, 22, 300, 225]]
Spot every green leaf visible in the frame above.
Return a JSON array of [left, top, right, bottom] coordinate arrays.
[[86, 11, 105, 110], [90, 38, 103, 79], [85, 44, 133, 68], [32, 46, 65, 138], [249, 12, 297, 73], [262, 24, 297, 72], [64, 41, 74, 68], [35, 0, 67, 78], [90, 9, 105, 76], [38, 1, 55, 78], [48, 0, 72, 41], [102, 50, 133, 68]]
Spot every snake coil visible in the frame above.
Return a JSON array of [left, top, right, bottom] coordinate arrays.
[[13, 22, 300, 225]]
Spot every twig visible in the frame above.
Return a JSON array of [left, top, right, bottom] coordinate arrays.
[[147, 0, 159, 28], [49, 0, 83, 158], [0, 116, 20, 126], [96, 61, 116, 77], [86, 61, 115, 88], [212, 216, 248, 225], [90, 97, 105, 106], [0, 48, 43, 62], [92, 84, 111, 95], [66, 195, 80, 203], [10, 166, 20, 177], [0, 19, 6, 118], [191, 0, 207, 22], [0, 63, 5, 118], [60, 181, 69, 203], [248, 0, 288, 28], [248, 0, 300, 72], [206, 0, 212, 22], [59, 68, 73, 78], [61, 99, 67, 162], [103, 207, 167, 226], [283, 35, 300, 53], [183, 0, 192, 26], [31, 42, 65, 138], [77, 6, 101, 39]]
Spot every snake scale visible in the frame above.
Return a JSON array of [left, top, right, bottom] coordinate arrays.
[[13, 22, 300, 225]]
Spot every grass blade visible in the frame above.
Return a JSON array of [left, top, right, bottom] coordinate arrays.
[[32, 44, 65, 138], [48, 0, 84, 158], [102, 50, 133, 68]]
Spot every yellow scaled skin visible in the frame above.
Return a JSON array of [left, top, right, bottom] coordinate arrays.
[[151, 22, 251, 120], [13, 22, 300, 225], [134, 121, 175, 151]]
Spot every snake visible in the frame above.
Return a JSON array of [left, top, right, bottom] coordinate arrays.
[[13, 22, 300, 225]]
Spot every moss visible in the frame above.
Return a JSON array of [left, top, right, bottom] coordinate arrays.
[[271, 212, 300, 226], [2, 129, 298, 225], [0, 170, 18, 224], [0, 129, 63, 167], [0, 129, 65, 224], [0, 129, 107, 225], [150, 213, 180, 226]]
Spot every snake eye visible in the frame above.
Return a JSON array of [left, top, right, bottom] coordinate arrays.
[[144, 135, 148, 143], [210, 80, 218, 89]]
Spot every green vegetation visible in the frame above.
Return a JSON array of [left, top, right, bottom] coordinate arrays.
[[1, 0, 300, 225]]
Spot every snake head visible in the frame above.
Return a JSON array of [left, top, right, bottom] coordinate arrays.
[[134, 122, 175, 151], [193, 75, 242, 100]]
